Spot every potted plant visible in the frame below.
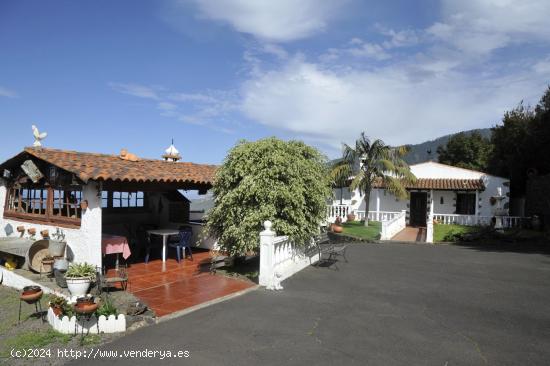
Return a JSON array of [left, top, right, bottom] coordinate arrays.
[[65, 262, 96, 297], [331, 216, 343, 233], [74, 295, 99, 315], [347, 211, 356, 222], [20, 285, 43, 304], [49, 295, 67, 317]]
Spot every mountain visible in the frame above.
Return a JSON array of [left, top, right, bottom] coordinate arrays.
[[403, 128, 491, 165]]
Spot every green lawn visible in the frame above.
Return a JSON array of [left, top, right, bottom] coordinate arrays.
[[341, 221, 381, 240], [433, 224, 480, 242]]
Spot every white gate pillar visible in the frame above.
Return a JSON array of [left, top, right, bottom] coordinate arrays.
[[259, 220, 276, 288], [376, 189, 381, 221], [474, 190, 479, 225], [426, 190, 434, 243]]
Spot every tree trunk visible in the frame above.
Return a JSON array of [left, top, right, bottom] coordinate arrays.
[[363, 189, 371, 227]]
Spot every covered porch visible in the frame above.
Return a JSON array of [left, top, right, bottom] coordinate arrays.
[[0, 146, 254, 317]]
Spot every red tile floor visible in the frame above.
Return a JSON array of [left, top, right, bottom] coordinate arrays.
[[107, 250, 255, 317], [391, 226, 427, 242]]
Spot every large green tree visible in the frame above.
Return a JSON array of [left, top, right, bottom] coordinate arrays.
[[206, 137, 332, 256], [331, 132, 415, 226], [488, 87, 550, 197], [437, 131, 492, 171], [488, 102, 534, 196]]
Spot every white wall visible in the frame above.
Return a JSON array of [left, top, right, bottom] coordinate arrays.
[[432, 191, 456, 214], [0, 180, 103, 268]]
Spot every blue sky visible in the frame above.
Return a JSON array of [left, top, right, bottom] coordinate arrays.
[[1, 0, 549, 164]]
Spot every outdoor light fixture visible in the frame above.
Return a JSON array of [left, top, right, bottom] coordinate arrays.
[[2, 169, 11, 178]]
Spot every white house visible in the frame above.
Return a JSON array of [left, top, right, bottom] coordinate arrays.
[[328, 161, 516, 228]]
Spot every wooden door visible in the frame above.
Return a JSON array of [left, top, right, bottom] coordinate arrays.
[[409, 192, 427, 227]]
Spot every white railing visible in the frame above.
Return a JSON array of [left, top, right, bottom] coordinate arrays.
[[380, 210, 407, 240], [357, 211, 401, 222], [259, 221, 320, 290], [499, 216, 525, 228], [433, 214, 525, 228], [326, 204, 351, 223]]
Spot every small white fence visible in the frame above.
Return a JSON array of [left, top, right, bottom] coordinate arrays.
[[47, 307, 126, 334], [359, 211, 401, 222], [327, 205, 400, 224], [326, 205, 351, 223], [259, 221, 320, 290], [433, 214, 525, 228], [380, 210, 407, 240]]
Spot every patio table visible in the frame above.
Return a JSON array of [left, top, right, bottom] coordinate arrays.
[[102, 234, 131, 269], [146, 229, 180, 262]]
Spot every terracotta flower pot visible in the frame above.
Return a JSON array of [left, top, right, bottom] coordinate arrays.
[[27, 228, 37, 235], [41, 229, 49, 238], [332, 225, 343, 233], [17, 226, 25, 233], [76, 296, 95, 305], [21, 290, 43, 304], [22, 285, 41, 294], [74, 302, 99, 315], [51, 305, 63, 316], [347, 213, 356, 222]]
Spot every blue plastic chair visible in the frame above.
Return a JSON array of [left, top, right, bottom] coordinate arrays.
[[169, 230, 193, 262]]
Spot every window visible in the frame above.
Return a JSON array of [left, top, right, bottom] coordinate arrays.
[[456, 193, 476, 215], [440, 196, 444, 205], [101, 191, 109, 208], [6, 187, 49, 215], [52, 189, 82, 218], [4, 185, 82, 226], [102, 191, 146, 209]]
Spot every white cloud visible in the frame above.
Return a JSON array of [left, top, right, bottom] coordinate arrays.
[[110, 82, 238, 134], [429, 0, 550, 55], [108, 82, 160, 100], [319, 38, 391, 63], [0, 86, 18, 98], [186, 0, 344, 42], [240, 55, 550, 148]]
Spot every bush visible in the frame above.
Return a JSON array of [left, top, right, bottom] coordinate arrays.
[[96, 296, 118, 317], [65, 262, 96, 281], [206, 137, 332, 256]]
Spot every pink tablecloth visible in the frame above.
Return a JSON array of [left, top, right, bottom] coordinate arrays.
[[102, 234, 131, 260]]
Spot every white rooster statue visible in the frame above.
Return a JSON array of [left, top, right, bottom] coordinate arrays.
[[32, 125, 47, 147]]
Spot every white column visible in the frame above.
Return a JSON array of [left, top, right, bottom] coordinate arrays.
[[0, 178, 6, 236], [259, 220, 276, 289], [82, 182, 103, 268], [376, 189, 381, 221], [426, 190, 434, 243], [474, 190, 479, 225]]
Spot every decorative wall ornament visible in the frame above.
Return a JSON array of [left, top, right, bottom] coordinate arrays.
[[21, 160, 44, 183]]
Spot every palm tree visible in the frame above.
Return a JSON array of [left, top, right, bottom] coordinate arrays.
[[331, 132, 416, 226]]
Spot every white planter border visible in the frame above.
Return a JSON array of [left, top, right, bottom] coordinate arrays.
[[47, 307, 126, 334]]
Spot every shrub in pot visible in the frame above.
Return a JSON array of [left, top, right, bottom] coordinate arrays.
[[65, 262, 96, 297], [49, 295, 68, 317]]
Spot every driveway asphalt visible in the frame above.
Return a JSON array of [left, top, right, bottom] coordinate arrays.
[[72, 242, 550, 366]]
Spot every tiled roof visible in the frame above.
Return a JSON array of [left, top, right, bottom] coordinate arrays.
[[15, 147, 217, 185], [374, 178, 484, 191]]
